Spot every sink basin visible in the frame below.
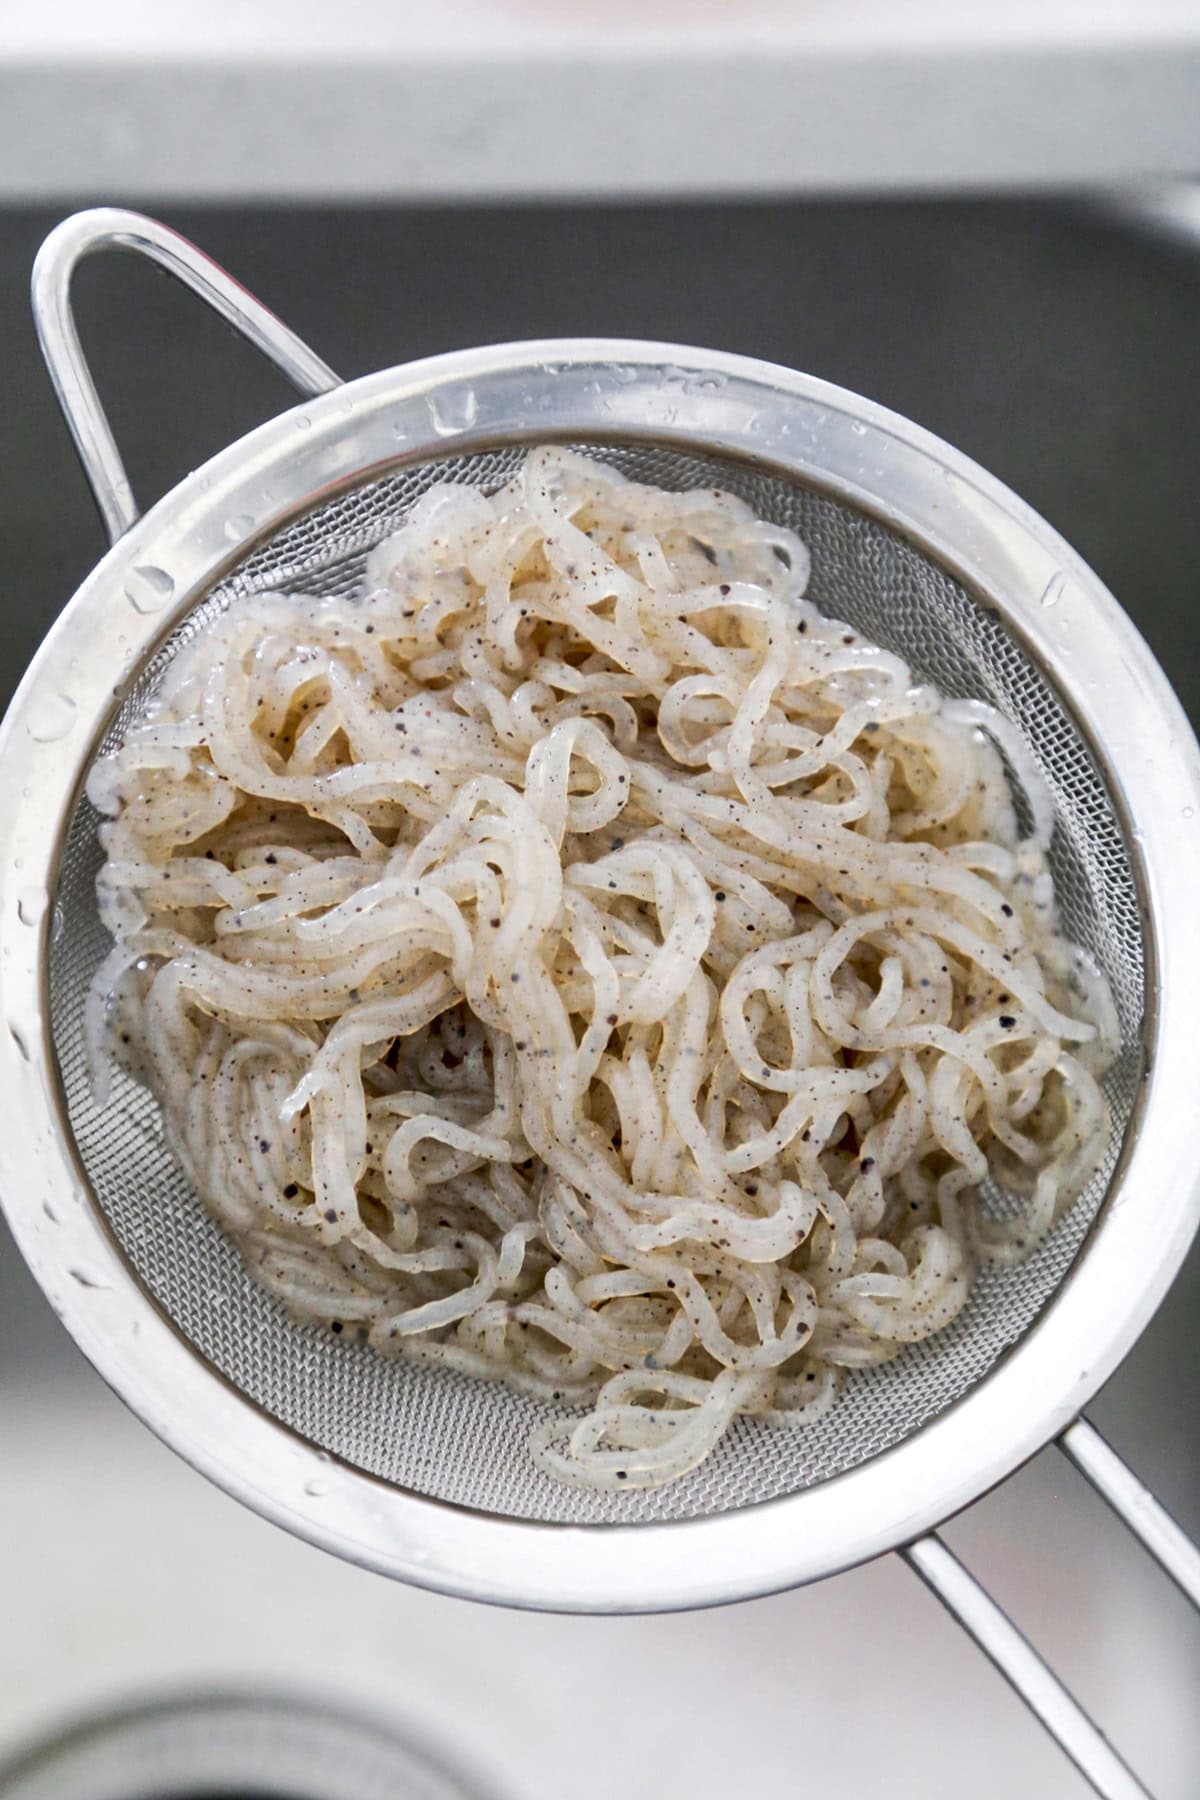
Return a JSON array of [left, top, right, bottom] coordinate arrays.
[[1, 194, 1198, 1799]]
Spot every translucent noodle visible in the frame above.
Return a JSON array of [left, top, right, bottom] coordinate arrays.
[[87, 447, 1114, 1490]]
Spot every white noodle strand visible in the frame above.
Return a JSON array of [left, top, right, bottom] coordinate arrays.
[[87, 447, 1112, 1491]]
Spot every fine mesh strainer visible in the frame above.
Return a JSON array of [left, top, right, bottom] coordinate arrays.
[[3, 209, 1199, 1798]]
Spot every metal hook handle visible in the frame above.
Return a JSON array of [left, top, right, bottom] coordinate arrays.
[[31, 208, 342, 545], [905, 1414, 1200, 1797]]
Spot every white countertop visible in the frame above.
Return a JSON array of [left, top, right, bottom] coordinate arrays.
[[1, 0, 1199, 200]]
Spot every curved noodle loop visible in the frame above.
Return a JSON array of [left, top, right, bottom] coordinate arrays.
[[88, 447, 1113, 1489]]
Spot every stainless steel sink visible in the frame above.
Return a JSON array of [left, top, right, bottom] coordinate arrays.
[[1, 196, 1198, 1799]]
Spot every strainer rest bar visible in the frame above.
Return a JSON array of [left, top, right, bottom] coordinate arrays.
[[11, 209, 1200, 1799], [1059, 1418, 1200, 1610], [904, 1535, 1148, 1800]]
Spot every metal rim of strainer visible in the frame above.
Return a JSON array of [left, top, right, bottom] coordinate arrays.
[[2, 318, 1200, 1612]]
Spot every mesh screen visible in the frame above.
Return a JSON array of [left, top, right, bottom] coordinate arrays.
[[49, 443, 1144, 1525]]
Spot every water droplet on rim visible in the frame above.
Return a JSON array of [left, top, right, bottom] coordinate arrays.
[[224, 513, 256, 543], [428, 389, 479, 436], [1040, 572, 1066, 609], [69, 1265, 110, 1291], [27, 691, 77, 743], [8, 1023, 30, 1060], [124, 565, 175, 613], [17, 889, 48, 927], [304, 1477, 329, 1498], [850, 420, 868, 437]]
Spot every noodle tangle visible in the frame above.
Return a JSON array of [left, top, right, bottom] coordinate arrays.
[[87, 447, 1114, 1489]]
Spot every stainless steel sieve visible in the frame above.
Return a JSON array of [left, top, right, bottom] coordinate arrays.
[[3, 208, 1199, 1800]]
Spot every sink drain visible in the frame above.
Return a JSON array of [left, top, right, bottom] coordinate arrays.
[[0, 1691, 498, 1800]]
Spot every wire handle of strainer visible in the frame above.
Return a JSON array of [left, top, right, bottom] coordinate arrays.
[[30, 209, 341, 545], [24, 208, 1200, 1800]]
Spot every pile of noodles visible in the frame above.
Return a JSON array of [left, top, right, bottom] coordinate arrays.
[[86, 446, 1115, 1490]]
